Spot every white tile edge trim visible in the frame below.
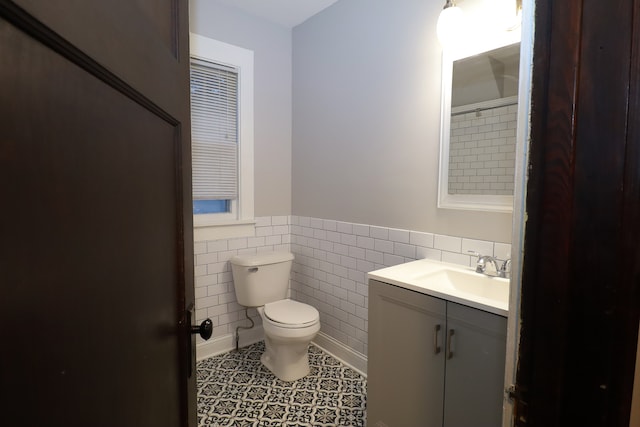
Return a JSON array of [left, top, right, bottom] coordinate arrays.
[[312, 331, 368, 378], [196, 326, 265, 361]]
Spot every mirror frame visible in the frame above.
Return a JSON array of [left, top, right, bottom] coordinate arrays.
[[438, 36, 521, 213]]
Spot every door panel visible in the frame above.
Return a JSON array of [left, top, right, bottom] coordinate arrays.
[[0, 0, 194, 425], [12, 0, 187, 116]]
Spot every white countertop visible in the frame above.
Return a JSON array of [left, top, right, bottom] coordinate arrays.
[[368, 258, 509, 317]]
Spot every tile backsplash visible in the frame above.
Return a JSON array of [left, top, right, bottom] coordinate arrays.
[[194, 215, 511, 355]]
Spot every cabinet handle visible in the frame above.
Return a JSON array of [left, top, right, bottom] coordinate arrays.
[[434, 324, 441, 354], [447, 328, 455, 359]]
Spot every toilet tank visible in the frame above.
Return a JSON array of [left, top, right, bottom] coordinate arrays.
[[230, 251, 295, 307]]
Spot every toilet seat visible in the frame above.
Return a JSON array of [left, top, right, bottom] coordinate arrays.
[[263, 299, 319, 328]]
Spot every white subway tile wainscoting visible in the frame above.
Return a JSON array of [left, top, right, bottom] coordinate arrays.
[[193, 216, 291, 348], [194, 216, 511, 368]]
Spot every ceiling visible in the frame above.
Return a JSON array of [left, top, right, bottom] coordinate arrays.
[[213, 0, 340, 28]]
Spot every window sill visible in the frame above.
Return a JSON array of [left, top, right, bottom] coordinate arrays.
[[193, 219, 256, 241]]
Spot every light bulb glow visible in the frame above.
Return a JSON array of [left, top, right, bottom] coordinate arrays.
[[436, 5, 464, 48]]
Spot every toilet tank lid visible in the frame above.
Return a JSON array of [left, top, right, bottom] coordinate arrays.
[[230, 251, 294, 267]]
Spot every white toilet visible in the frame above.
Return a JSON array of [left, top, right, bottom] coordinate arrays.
[[230, 251, 320, 381]]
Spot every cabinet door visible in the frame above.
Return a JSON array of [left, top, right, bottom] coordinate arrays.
[[443, 302, 507, 427], [368, 280, 447, 427]]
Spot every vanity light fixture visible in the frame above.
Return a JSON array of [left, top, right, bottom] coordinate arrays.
[[436, 0, 464, 47]]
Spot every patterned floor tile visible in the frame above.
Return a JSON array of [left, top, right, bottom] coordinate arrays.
[[197, 341, 366, 427]]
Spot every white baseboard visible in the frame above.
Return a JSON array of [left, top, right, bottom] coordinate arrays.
[[196, 326, 264, 361], [196, 328, 368, 378], [312, 331, 368, 377]]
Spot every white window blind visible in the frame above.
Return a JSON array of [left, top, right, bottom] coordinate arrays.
[[190, 58, 238, 201]]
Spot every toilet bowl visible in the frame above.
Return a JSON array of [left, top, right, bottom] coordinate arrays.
[[230, 251, 321, 381], [258, 299, 320, 381]]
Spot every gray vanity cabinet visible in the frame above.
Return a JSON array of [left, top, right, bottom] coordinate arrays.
[[367, 279, 507, 427], [367, 279, 447, 427]]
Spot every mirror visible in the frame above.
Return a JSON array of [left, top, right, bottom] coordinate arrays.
[[439, 41, 521, 212]]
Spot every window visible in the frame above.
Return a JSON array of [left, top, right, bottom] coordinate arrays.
[[189, 34, 254, 240], [190, 59, 238, 216]]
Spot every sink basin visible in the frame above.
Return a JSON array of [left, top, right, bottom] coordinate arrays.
[[368, 259, 510, 316], [416, 269, 509, 305]]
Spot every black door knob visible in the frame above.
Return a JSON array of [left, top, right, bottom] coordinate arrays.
[[191, 318, 213, 340]]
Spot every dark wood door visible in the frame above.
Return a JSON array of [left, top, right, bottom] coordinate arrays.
[[0, 1, 196, 426], [515, 0, 640, 425]]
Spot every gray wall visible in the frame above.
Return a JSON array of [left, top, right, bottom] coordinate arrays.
[[189, 0, 292, 216], [189, 0, 516, 359], [292, 0, 512, 243], [189, 0, 513, 241]]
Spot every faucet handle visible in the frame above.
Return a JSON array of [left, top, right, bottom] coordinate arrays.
[[499, 259, 512, 278], [468, 251, 485, 273]]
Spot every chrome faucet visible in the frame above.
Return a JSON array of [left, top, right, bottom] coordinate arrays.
[[468, 251, 511, 278], [500, 258, 512, 279]]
